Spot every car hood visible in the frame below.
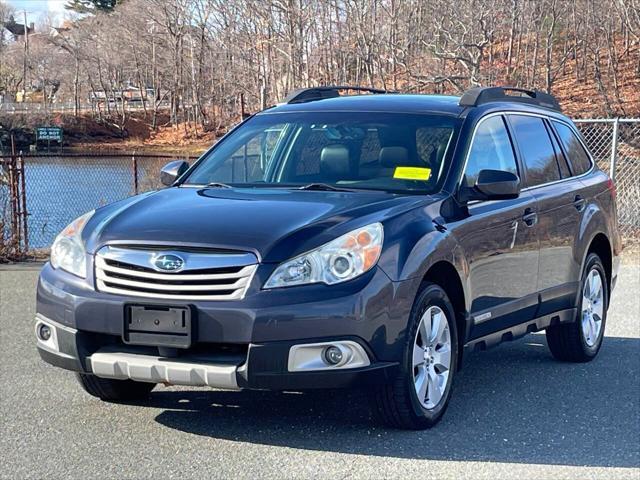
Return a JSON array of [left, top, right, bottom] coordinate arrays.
[[84, 186, 431, 263]]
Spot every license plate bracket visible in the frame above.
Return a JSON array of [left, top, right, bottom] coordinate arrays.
[[124, 305, 193, 349]]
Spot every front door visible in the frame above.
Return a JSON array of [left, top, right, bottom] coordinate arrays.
[[449, 115, 540, 339]]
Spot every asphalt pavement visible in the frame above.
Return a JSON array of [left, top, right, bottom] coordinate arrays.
[[1, 254, 638, 479]]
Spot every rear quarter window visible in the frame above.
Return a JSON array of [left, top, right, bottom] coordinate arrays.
[[552, 121, 593, 175]]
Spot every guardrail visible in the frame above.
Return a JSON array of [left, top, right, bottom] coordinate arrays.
[[0, 101, 171, 114]]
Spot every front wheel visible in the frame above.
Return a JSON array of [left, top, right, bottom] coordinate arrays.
[[546, 253, 608, 362], [374, 283, 458, 429]]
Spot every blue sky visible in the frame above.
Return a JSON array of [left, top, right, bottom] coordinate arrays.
[[5, 0, 69, 25]]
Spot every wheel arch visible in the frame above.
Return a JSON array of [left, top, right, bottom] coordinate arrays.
[[422, 260, 467, 369], [585, 232, 613, 298]]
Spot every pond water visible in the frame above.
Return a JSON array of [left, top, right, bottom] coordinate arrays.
[[22, 156, 168, 248]]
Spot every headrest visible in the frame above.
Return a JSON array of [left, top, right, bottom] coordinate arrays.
[[379, 127, 412, 147], [320, 145, 351, 178], [379, 146, 409, 167]]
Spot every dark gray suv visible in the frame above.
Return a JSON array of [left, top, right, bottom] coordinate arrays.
[[36, 86, 621, 429]]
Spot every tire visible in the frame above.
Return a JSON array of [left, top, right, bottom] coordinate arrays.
[[546, 253, 608, 362], [76, 373, 156, 402], [374, 282, 458, 429]]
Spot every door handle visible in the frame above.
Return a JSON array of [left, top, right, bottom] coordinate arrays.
[[574, 195, 587, 212], [522, 208, 538, 227]]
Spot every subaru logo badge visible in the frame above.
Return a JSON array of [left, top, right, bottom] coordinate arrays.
[[153, 254, 185, 272]]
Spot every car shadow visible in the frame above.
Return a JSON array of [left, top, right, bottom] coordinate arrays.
[[146, 335, 639, 468]]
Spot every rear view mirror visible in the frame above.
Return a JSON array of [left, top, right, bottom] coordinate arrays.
[[160, 160, 189, 186], [461, 169, 520, 202]]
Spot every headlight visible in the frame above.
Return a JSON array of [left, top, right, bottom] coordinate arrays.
[[50, 211, 94, 278], [264, 223, 383, 289]]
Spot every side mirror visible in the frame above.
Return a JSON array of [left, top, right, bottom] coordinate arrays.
[[461, 169, 520, 202], [160, 160, 189, 186]]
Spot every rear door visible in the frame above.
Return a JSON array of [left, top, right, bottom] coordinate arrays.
[[507, 114, 584, 315], [451, 115, 540, 339]]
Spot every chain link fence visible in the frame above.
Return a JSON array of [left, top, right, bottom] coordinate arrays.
[[575, 119, 640, 244], [2, 153, 192, 251], [1, 118, 639, 259]]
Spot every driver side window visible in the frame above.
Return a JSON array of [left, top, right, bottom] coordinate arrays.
[[463, 116, 518, 188]]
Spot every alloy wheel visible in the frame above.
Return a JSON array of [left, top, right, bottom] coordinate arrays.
[[581, 268, 604, 347], [412, 306, 452, 409]]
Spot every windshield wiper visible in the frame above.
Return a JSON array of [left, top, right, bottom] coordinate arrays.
[[297, 183, 353, 192], [205, 182, 232, 189]]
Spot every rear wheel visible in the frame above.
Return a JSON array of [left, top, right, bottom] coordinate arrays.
[[76, 373, 156, 402], [374, 283, 458, 429], [546, 253, 608, 362]]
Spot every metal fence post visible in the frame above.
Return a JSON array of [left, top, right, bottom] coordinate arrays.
[[18, 152, 28, 253], [132, 153, 139, 195], [609, 118, 619, 181], [8, 136, 21, 256]]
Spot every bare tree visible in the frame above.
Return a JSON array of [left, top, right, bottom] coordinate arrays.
[[0, 0, 637, 124]]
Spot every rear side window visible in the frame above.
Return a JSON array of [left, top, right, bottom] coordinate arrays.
[[463, 116, 518, 188], [509, 115, 561, 187], [553, 121, 593, 175]]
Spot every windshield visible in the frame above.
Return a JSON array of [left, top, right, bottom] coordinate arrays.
[[183, 112, 459, 193]]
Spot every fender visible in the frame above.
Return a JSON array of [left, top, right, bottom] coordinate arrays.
[[376, 198, 470, 335], [574, 198, 616, 307], [378, 199, 467, 284], [576, 201, 607, 260]]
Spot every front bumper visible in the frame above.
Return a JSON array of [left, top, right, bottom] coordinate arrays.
[[36, 314, 397, 390], [36, 262, 413, 390]]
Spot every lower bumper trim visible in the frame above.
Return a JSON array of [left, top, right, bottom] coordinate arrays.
[[37, 345, 83, 372], [89, 350, 240, 390]]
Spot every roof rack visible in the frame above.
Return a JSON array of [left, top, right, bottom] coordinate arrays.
[[459, 86, 561, 111], [282, 85, 397, 104]]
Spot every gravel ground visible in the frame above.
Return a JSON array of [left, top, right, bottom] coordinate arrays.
[[1, 253, 638, 480]]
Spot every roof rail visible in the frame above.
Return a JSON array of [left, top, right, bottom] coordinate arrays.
[[459, 86, 561, 111], [283, 85, 396, 104]]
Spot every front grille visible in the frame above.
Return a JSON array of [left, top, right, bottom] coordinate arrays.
[[95, 246, 258, 301]]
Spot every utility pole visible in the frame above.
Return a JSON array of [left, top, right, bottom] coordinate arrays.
[[151, 21, 157, 129], [22, 10, 29, 98]]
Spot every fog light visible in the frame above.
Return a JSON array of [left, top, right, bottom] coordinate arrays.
[[324, 346, 343, 365], [38, 324, 52, 341], [288, 341, 370, 372]]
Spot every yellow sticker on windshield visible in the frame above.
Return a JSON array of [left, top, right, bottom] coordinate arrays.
[[393, 166, 431, 181]]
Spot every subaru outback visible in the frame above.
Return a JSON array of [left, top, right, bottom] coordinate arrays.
[[36, 86, 621, 429]]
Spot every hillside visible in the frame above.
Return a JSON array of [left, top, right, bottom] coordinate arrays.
[[1, 33, 637, 155]]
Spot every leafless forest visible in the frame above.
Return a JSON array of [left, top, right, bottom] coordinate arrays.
[[0, 0, 639, 135]]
